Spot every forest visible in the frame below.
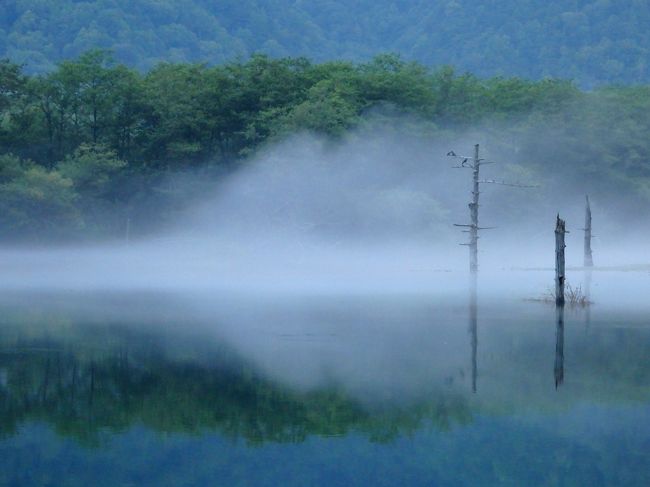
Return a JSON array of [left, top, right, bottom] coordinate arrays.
[[1, 50, 650, 241], [2, 0, 650, 86]]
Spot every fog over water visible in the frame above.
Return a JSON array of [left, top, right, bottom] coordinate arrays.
[[0, 127, 649, 302], [1, 127, 650, 487]]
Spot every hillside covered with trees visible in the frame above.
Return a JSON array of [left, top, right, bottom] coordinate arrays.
[[1, 51, 650, 241], [1, 0, 650, 86]]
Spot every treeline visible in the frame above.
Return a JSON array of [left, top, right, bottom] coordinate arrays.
[[1, 51, 650, 241]]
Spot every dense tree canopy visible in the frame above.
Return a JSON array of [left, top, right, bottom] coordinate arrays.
[[0, 52, 649, 241], [1, 0, 650, 86]]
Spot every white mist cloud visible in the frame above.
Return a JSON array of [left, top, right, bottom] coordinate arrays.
[[0, 119, 649, 298]]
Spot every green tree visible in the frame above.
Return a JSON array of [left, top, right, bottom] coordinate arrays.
[[57, 143, 127, 199], [277, 77, 360, 136], [0, 154, 80, 238], [0, 59, 30, 151]]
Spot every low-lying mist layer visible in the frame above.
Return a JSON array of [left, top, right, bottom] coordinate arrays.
[[1, 127, 650, 296]]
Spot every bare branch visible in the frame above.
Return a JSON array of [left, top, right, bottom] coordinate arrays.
[[454, 224, 495, 230], [478, 179, 538, 188]]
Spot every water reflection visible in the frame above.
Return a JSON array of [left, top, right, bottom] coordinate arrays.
[[469, 276, 478, 393], [2, 287, 650, 486], [1, 347, 475, 446], [554, 305, 565, 388], [0, 290, 648, 446], [0, 302, 474, 446], [584, 269, 592, 334]]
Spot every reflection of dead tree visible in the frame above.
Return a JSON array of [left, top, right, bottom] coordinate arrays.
[[554, 304, 565, 389], [469, 276, 478, 393], [584, 269, 592, 333], [448, 145, 536, 274]]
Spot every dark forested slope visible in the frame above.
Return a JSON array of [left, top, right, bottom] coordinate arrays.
[[1, 0, 649, 85]]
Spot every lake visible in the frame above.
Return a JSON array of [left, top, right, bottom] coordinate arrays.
[[0, 270, 649, 486]]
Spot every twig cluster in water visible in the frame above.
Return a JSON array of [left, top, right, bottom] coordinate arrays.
[[564, 284, 591, 306], [527, 283, 592, 307]]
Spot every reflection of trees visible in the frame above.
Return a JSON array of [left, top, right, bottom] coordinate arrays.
[[0, 342, 473, 447], [2, 294, 650, 450]]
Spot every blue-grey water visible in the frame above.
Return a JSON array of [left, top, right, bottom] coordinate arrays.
[[0, 272, 649, 486]]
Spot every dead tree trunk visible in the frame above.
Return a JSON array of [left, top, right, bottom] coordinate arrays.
[[555, 215, 566, 306], [584, 196, 593, 267], [449, 144, 534, 274], [469, 144, 480, 274]]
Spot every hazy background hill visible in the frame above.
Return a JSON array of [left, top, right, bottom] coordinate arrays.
[[1, 0, 649, 86]]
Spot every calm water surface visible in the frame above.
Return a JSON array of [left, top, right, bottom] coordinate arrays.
[[0, 273, 649, 486]]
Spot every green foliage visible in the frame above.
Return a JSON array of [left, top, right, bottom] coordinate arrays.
[[277, 80, 360, 136], [0, 58, 25, 113], [0, 51, 648, 241], [58, 144, 127, 198], [0, 58, 29, 149], [0, 154, 80, 237], [0, 152, 23, 183], [2, 0, 650, 86]]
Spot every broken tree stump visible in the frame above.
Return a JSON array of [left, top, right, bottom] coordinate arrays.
[[555, 215, 566, 306]]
